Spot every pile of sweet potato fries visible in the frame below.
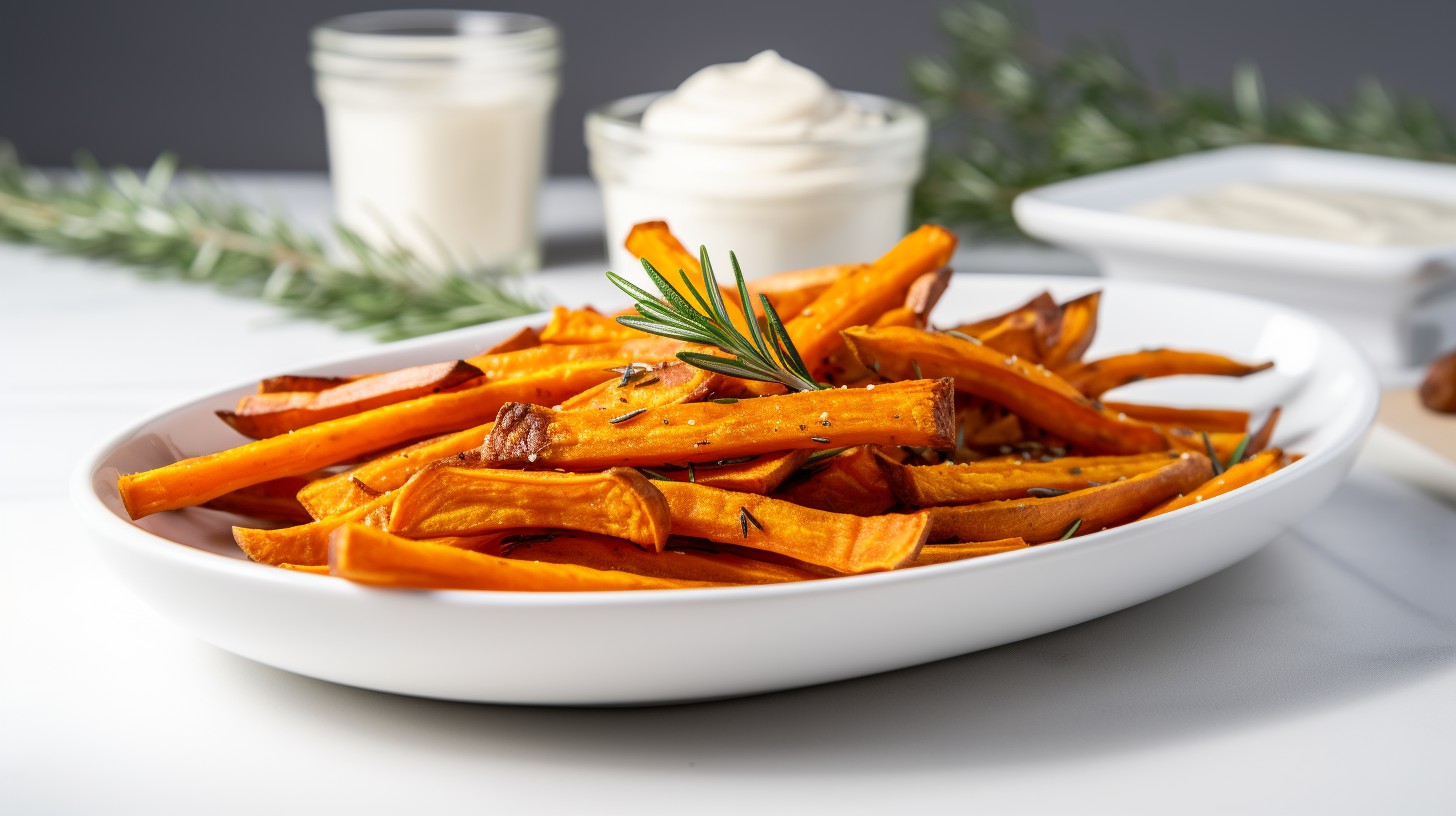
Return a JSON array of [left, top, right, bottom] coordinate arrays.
[[117, 222, 1288, 591]]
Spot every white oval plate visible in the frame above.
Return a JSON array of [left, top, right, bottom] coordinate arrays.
[[72, 276, 1378, 705]]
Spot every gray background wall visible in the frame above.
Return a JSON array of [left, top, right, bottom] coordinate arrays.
[[2, 0, 1448, 175]]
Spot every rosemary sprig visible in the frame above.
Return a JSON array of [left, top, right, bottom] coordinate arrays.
[[0, 144, 539, 340], [911, 1, 1456, 235], [607, 248, 823, 393]]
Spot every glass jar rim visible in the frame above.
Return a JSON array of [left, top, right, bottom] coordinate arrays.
[[586, 91, 927, 152], [313, 10, 558, 61]]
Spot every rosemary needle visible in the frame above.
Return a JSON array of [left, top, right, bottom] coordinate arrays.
[[607, 247, 823, 393], [608, 408, 647, 424]]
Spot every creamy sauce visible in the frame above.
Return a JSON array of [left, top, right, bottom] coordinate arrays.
[[1132, 182, 1456, 246], [640, 50, 882, 140], [590, 51, 920, 277]]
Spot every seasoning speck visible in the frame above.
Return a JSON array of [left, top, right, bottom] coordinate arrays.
[[810, 436, 831, 443]]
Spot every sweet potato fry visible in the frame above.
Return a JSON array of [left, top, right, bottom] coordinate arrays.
[[821, 303, 922, 385], [880, 452, 1180, 507], [1101, 401, 1250, 434], [1246, 406, 1282, 457], [464, 336, 692, 380], [655, 481, 929, 574], [454, 531, 818, 585], [483, 378, 956, 470], [538, 306, 642, 344], [1041, 290, 1101, 368], [623, 220, 755, 336], [387, 467, 672, 550], [842, 326, 1167, 454], [925, 452, 1212, 542], [775, 446, 899, 515], [786, 224, 958, 376], [1060, 350, 1273, 398], [220, 359, 485, 439], [652, 450, 812, 494], [234, 492, 394, 566], [119, 366, 614, 519], [911, 537, 1029, 566], [952, 291, 1058, 363], [330, 524, 719, 591], [482, 325, 541, 354], [297, 362, 730, 519], [257, 374, 355, 394], [1138, 449, 1284, 520], [747, 264, 858, 318], [201, 475, 315, 523]]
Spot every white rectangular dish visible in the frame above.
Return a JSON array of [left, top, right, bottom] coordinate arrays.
[[72, 276, 1377, 706], [1013, 145, 1456, 372]]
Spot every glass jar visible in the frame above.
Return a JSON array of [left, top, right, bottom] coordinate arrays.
[[586, 91, 927, 278], [312, 10, 560, 274]]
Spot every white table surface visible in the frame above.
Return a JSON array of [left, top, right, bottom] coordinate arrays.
[[3, 175, 1455, 815]]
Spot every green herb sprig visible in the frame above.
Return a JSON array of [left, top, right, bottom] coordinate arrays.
[[607, 248, 823, 393], [0, 144, 539, 340], [911, 1, 1456, 235]]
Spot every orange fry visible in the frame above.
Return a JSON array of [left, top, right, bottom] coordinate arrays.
[[785, 224, 958, 376], [1139, 449, 1284, 520], [454, 531, 818, 585], [925, 452, 1212, 542], [220, 359, 484, 439], [842, 325, 1167, 454], [1060, 349, 1273, 398], [880, 452, 1180, 507], [911, 537, 1029, 566], [234, 492, 393, 566], [1042, 291, 1101, 368], [119, 366, 614, 519], [330, 524, 719, 591], [483, 378, 956, 470], [775, 445, 900, 516], [1101, 401, 1250, 434], [387, 467, 671, 550], [654, 481, 929, 574]]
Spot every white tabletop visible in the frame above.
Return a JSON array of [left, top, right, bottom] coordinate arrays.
[[3, 176, 1454, 815]]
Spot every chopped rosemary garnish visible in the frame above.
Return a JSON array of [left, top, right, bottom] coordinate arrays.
[[1201, 431, 1225, 475], [711, 397, 740, 404], [637, 468, 670, 481], [687, 462, 697, 483], [742, 506, 764, 532], [911, 359, 924, 379], [711, 455, 758, 466], [1027, 487, 1069, 498], [608, 408, 647, 424], [1058, 518, 1083, 541], [499, 532, 559, 556], [943, 329, 983, 345], [608, 363, 652, 387], [803, 447, 849, 466], [1224, 435, 1251, 471], [607, 248, 822, 392]]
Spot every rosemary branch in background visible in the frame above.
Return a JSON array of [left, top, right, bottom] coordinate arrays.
[[0, 144, 539, 340], [910, 0, 1456, 236], [607, 249, 823, 393]]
